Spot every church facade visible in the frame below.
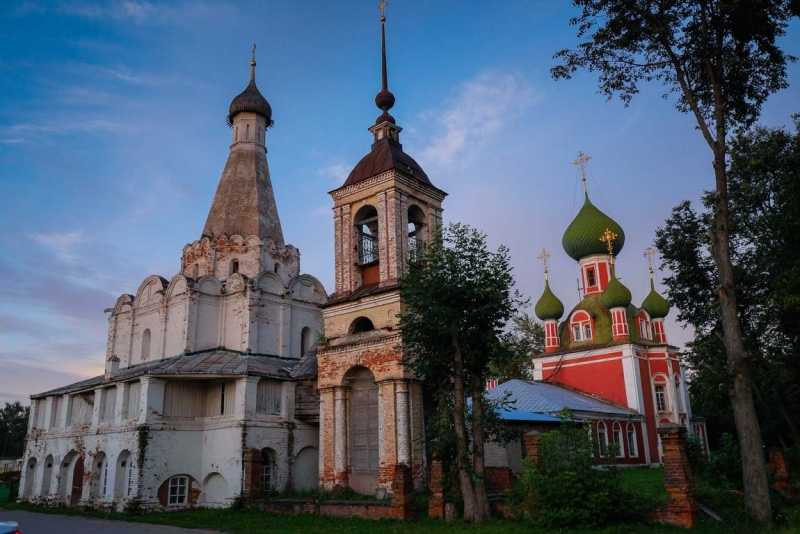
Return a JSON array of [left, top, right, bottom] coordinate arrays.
[[19, 52, 327, 510], [18, 10, 705, 513]]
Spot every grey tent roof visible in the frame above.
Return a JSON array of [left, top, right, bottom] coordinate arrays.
[[486, 379, 639, 419], [32, 349, 311, 399]]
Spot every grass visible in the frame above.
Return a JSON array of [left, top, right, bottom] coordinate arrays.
[[1, 468, 797, 533]]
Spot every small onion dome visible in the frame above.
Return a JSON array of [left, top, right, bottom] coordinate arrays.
[[375, 111, 396, 124], [600, 275, 632, 309], [535, 281, 565, 321], [228, 79, 272, 127], [562, 194, 626, 261], [641, 281, 670, 318]]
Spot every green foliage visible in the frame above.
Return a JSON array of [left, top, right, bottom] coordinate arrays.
[[0, 402, 29, 459], [705, 433, 744, 490], [655, 120, 800, 448], [511, 422, 655, 528], [490, 312, 544, 381]]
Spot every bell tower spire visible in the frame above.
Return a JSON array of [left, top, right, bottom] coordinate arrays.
[[371, 1, 401, 143]]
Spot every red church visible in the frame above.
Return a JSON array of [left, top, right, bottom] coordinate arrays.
[[525, 155, 708, 464]]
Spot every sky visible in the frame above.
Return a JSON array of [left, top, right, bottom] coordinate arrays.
[[0, 1, 798, 405]]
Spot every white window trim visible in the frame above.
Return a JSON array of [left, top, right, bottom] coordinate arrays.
[[626, 423, 639, 458], [168, 475, 189, 506], [596, 422, 609, 457]]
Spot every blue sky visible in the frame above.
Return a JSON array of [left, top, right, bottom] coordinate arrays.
[[1, 1, 798, 405]]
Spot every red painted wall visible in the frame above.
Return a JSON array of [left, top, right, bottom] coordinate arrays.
[[542, 354, 628, 407], [638, 355, 660, 462]]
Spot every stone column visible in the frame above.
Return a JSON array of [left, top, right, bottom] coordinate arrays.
[[654, 425, 697, 528], [377, 191, 389, 283], [378, 381, 397, 488], [113, 383, 126, 425], [333, 386, 349, 486], [395, 381, 410, 466], [319, 387, 335, 488], [90, 388, 103, 429], [138, 377, 165, 424]]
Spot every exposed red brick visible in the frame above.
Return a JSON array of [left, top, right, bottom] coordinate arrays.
[[428, 459, 445, 519], [523, 432, 541, 466], [651, 425, 696, 529]]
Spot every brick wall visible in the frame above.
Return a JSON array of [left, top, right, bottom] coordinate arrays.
[[652, 425, 696, 528]]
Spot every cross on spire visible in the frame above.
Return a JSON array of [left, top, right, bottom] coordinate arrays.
[[249, 42, 256, 82], [537, 247, 551, 281], [644, 247, 657, 281], [379, 0, 387, 20], [572, 151, 591, 195]]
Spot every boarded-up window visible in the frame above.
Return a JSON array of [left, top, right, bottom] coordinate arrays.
[[256, 380, 282, 415], [163, 381, 235, 418], [67, 392, 94, 426], [49, 397, 60, 428], [126, 382, 141, 420], [100, 387, 117, 422]]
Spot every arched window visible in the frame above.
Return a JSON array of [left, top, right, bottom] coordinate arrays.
[[23, 457, 37, 498], [245, 123, 250, 141], [168, 475, 189, 506], [570, 311, 592, 342], [192, 264, 199, 279], [141, 329, 151, 361], [611, 422, 624, 458], [653, 376, 669, 412], [230, 259, 239, 275], [349, 317, 375, 334], [261, 448, 277, 493], [596, 421, 609, 457], [299, 326, 314, 357], [41, 455, 53, 497], [354, 205, 379, 265], [639, 312, 653, 340], [274, 263, 280, 274], [407, 205, 426, 262], [626, 423, 639, 458]]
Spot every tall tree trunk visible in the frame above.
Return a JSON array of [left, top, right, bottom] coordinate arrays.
[[470, 386, 490, 521], [451, 335, 477, 520], [710, 148, 773, 524]]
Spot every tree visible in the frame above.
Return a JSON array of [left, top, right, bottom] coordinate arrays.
[[400, 223, 521, 521], [552, 1, 798, 522], [656, 119, 800, 453], [490, 312, 545, 381], [0, 402, 30, 459]]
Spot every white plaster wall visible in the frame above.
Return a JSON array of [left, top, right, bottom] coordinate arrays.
[[164, 296, 187, 357]]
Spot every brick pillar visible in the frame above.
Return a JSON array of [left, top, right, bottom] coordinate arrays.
[[655, 425, 697, 528], [768, 448, 790, 495], [333, 387, 349, 487], [428, 459, 445, 519], [390, 463, 412, 519], [523, 431, 542, 465]]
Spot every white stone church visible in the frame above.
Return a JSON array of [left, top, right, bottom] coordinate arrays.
[[19, 52, 329, 510]]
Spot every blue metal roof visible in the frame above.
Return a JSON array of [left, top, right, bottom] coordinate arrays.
[[486, 379, 638, 420]]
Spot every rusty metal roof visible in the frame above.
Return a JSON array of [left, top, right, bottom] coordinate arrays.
[[31, 349, 312, 398]]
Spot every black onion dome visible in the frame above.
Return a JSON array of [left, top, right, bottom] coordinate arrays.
[[228, 79, 272, 127], [375, 88, 395, 112]]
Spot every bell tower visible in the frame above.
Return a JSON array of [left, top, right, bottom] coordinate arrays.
[[317, 4, 446, 496]]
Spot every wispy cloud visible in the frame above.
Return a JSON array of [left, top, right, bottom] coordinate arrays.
[[318, 162, 350, 184], [0, 138, 25, 144], [31, 231, 85, 264], [2, 118, 127, 143], [418, 71, 538, 167], [54, 1, 239, 25]]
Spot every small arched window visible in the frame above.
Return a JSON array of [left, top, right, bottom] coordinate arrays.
[[354, 205, 379, 265], [261, 448, 277, 493], [245, 123, 250, 141], [596, 421, 609, 457], [626, 423, 639, 458], [274, 263, 280, 274], [349, 317, 375, 334], [570, 311, 592, 342], [234, 125, 238, 141], [299, 326, 314, 357], [141, 329, 151, 361], [407, 205, 426, 262], [230, 259, 239, 275], [611, 422, 624, 458]]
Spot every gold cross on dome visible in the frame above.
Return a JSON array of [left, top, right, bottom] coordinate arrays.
[[537, 247, 551, 280], [572, 151, 591, 194], [599, 227, 618, 256], [644, 246, 657, 278]]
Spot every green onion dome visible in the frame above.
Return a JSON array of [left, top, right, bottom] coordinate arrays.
[[600, 274, 632, 309], [562, 194, 626, 261], [535, 281, 565, 321], [641, 281, 670, 318]]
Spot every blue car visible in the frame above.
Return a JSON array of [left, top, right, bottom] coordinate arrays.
[[0, 521, 20, 534]]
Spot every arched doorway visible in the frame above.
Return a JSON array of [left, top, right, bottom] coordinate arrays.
[[70, 455, 84, 506], [345, 367, 378, 495], [114, 450, 133, 500], [89, 452, 108, 501], [292, 446, 318, 492], [40, 455, 54, 497], [23, 457, 37, 499], [201, 472, 228, 507]]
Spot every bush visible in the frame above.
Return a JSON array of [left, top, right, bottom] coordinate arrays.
[[705, 433, 743, 489], [510, 421, 656, 528]]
